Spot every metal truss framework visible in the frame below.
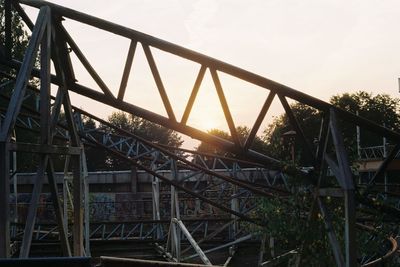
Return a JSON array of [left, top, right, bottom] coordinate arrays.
[[0, 1, 400, 266]]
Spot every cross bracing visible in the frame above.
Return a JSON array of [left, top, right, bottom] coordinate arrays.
[[1, 1, 400, 266]]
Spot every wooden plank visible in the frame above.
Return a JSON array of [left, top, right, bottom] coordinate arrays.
[[118, 40, 137, 100]]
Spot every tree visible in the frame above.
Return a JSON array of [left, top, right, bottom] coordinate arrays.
[[330, 92, 400, 150], [196, 126, 268, 156], [256, 92, 400, 265], [263, 103, 321, 166], [107, 111, 183, 147], [263, 91, 400, 165], [103, 111, 183, 170], [0, 0, 29, 61], [0, 1, 42, 172]]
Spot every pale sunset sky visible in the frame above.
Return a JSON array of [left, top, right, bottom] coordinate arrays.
[[23, 0, 400, 148]]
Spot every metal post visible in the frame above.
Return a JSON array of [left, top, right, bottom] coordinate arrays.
[[0, 142, 10, 258], [63, 155, 70, 234], [11, 132, 17, 239], [356, 111, 361, 159], [383, 126, 388, 193], [150, 152, 161, 239], [81, 149, 90, 256], [329, 109, 357, 267]]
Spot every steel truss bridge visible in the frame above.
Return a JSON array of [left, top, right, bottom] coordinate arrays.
[[1, 0, 400, 266]]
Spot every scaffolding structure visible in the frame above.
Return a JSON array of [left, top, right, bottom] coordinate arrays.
[[1, 1, 400, 266]]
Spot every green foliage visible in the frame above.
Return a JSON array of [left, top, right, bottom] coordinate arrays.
[[263, 92, 400, 165], [102, 111, 183, 170], [263, 103, 321, 166], [107, 111, 183, 147], [0, 0, 29, 61], [330, 91, 400, 151], [196, 126, 268, 155], [255, 190, 398, 265]]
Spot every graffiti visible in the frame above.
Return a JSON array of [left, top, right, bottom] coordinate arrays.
[[89, 193, 115, 221], [114, 193, 138, 221]]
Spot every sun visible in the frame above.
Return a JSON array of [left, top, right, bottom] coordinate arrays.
[[187, 109, 224, 132]]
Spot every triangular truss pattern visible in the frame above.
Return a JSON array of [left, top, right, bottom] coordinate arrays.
[[0, 1, 400, 266]]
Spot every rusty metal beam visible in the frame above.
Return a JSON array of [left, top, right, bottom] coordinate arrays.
[[244, 91, 275, 151], [142, 44, 176, 122], [0, 6, 49, 142], [181, 65, 206, 125], [17, 0, 400, 145], [210, 69, 240, 147], [0, 142, 10, 258], [118, 40, 137, 101]]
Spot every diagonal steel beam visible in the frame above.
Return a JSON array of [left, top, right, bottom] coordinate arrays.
[[58, 24, 113, 98], [210, 69, 241, 147], [118, 40, 137, 100], [16, 0, 400, 146], [181, 65, 207, 125], [142, 44, 176, 122], [278, 94, 316, 164], [244, 91, 275, 151], [0, 6, 50, 141]]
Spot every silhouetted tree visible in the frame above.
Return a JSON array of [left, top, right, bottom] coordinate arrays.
[[103, 111, 183, 170], [263, 91, 400, 165]]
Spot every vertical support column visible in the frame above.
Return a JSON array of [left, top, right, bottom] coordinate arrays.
[[20, 155, 49, 258], [74, 112, 91, 256], [0, 142, 10, 258], [72, 149, 83, 256], [150, 152, 161, 239], [4, 0, 12, 59], [63, 154, 71, 233], [344, 190, 356, 267], [230, 163, 238, 240], [169, 159, 181, 261], [81, 149, 90, 256], [383, 131, 388, 193], [52, 19, 84, 255], [11, 132, 17, 240], [329, 109, 357, 267], [356, 111, 361, 160]]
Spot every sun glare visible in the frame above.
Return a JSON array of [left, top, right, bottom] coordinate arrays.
[[187, 107, 226, 133]]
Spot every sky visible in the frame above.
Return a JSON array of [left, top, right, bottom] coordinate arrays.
[[23, 0, 400, 148]]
